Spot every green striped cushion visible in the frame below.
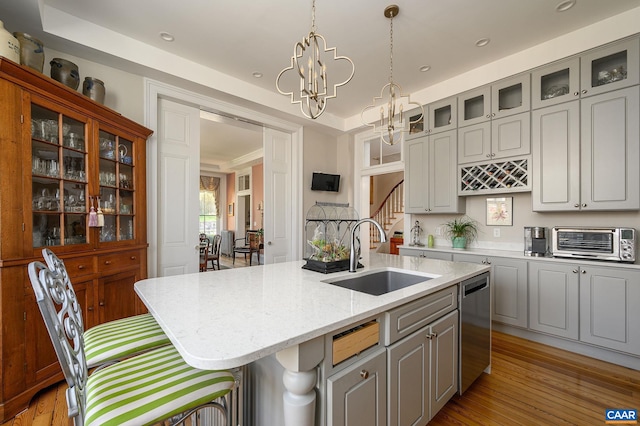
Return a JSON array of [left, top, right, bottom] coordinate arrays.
[[84, 313, 170, 368], [85, 345, 235, 426]]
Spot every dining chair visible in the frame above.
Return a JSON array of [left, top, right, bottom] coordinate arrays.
[[209, 234, 222, 270], [232, 231, 259, 266], [41, 248, 171, 369], [28, 260, 235, 426], [199, 237, 211, 272]]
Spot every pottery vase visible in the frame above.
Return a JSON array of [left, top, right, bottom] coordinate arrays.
[[82, 77, 105, 104], [0, 20, 20, 63], [13, 32, 44, 72], [50, 57, 80, 90], [452, 236, 467, 249]]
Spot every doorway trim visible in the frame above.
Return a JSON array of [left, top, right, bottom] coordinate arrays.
[[144, 78, 303, 277]]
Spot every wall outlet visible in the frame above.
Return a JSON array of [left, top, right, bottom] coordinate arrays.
[[493, 228, 501, 238], [435, 226, 442, 237]]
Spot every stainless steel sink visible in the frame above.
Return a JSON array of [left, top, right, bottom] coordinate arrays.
[[322, 269, 437, 296]]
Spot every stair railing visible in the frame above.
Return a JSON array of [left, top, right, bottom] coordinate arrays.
[[370, 180, 404, 246]]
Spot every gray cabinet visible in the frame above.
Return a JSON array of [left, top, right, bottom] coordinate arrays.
[[458, 112, 530, 164], [387, 310, 458, 426], [404, 132, 463, 214], [528, 262, 579, 340], [398, 248, 453, 261], [427, 96, 457, 135], [326, 348, 387, 426], [453, 254, 528, 328], [579, 37, 640, 98], [531, 57, 580, 110], [579, 266, 640, 356], [533, 86, 639, 211]]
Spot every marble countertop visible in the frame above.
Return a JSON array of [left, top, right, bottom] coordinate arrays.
[[398, 245, 640, 270], [134, 253, 489, 370]]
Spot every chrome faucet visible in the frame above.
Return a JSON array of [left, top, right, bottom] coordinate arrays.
[[349, 218, 387, 272]]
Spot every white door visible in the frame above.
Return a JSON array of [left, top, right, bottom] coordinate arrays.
[[263, 128, 292, 264], [157, 98, 200, 276]]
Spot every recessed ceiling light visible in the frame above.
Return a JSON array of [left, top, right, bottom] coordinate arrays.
[[252, 72, 263, 78], [159, 32, 175, 42], [475, 38, 490, 48], [419, 65, 431, 72], [556, 0, 576, 12]]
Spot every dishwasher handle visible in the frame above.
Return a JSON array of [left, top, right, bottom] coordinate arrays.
[[463, 279, 488, 297]]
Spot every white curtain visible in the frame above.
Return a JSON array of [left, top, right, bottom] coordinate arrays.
[[199, 176, 220, 214]]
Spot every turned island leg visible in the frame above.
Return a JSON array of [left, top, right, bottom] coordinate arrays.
[[276, 337, 325, 426]]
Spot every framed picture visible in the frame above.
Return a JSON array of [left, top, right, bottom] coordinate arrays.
[[228, 203, 234, 216], [486, 197, 512, 226]]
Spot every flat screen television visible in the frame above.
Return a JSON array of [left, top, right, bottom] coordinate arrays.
[[311, 172, 340, 192]]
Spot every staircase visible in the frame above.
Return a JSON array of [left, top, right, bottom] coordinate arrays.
[[370, 180, 404, 250]]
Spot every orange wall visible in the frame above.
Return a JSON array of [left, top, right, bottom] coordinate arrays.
[[226, 172, 236, 231], [252, 163, 264, 229]]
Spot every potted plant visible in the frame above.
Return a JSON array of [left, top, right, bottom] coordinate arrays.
[[443, 216, 478, 249]]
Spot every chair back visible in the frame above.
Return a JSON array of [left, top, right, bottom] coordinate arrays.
[[211, 234, 222, 255], [199, 238, 211, 271], [41, 248, 85, 333], [28, 260, 88, 423]]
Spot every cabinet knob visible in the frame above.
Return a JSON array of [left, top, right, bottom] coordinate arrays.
[[581, 203, 587, 208], [572, 269, 578, 273], [574, 91, 580, 96], [99, 301, 105, 306], [268, 241, 272, 245], [581, 90, 587, 94], [486, 154, 491, 158], [78, 265, 85, 270], [88, 306, 94, 311], [104, 260, 112, 265], [130, 256, 136, 260], [426, 332, 437, 340], [574, 204, 580, 208], [360, 370, 369, 379], [581, 269, 587, 274], [491, 113, 496, 117], [486, 260, 491, 265], [486, 114, 491, 119]]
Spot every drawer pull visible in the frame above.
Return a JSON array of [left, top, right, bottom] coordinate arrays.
[[88, 306, 94, 311], [78, 265, 85, 270], [360, 370, 369, 380], [130, 256, 137, 260], [99, 301, 105, 306], [104, 260, 112, 265], [426, 332, 437, 340]]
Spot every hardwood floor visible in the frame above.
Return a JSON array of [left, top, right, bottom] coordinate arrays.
[[5, 331, 638, 425]]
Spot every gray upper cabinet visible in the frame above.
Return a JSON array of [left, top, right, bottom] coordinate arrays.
[[458, 86, 491, 127], [580, 37, 640, 98], [405, 132, 463, 214], [532, 57, 581, 110], [491, 74, 531, 119], [427, 96, 457, 135], [403, 106, 427, 141], [533, 86, 639, 211]]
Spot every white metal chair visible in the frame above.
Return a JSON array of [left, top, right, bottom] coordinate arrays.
[[28, 260, 235, 426], [41, 248, 171, 369]]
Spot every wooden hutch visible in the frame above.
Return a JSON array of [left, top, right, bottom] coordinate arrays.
[[0, 58, 152, 421]]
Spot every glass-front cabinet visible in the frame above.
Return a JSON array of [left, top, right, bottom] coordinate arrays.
[[30, 100, 90, 250], [580, 37, 639, 98], [28, 96, 141, 253], [531, 57, 580, 109]]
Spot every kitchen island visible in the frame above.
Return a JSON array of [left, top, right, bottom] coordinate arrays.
[[135, 253, 490, 425]]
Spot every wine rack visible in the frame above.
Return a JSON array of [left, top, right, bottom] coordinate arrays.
[[459, 156, 531, 195]]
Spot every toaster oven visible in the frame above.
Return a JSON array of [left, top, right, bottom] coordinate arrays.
[[552, 227, 635, 262]]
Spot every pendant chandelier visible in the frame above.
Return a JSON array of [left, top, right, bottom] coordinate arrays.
[[276, 0, 355, 120], [361, 5, 424, 145]]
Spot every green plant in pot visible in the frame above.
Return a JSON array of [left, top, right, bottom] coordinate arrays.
[[443, 216, 478, 249]]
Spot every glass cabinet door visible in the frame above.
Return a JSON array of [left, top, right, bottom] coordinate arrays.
[[31, 103, 89, 249], [531, 57, 580, 109], [458, 86, 491, 127], [427, 96, 457, 134], [580, 37, 639, 98], [403, 106, 426, 140], [98, 129, 135, 243], [491, 73, 531, 119]]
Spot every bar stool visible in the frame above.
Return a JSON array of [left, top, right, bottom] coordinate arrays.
[[41, 248, 171, 369], [28, 260, 235, 426]]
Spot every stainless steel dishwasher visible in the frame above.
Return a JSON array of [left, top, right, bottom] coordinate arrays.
[[459, 272, 491, 394]]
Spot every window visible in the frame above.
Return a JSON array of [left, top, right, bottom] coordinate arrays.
[[199, 176, 220, 238], [199, 190, 218, 237]]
